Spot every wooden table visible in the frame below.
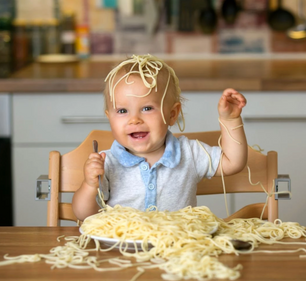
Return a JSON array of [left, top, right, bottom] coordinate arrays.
[[0, 227, 306, 281]]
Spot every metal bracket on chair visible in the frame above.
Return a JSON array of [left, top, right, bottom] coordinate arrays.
[[36, 175, 51, 201], [275, 174, 291, 200]]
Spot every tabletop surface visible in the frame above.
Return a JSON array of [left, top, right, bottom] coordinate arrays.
[[0, 226, 306, 281]]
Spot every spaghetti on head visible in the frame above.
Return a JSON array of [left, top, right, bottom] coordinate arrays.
[[104, 54, 185, 131]]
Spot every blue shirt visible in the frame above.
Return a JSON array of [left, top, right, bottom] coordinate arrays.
[[97, 130, 221, 211]]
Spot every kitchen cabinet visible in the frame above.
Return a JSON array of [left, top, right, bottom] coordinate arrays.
[[12, 91, 306, 226]]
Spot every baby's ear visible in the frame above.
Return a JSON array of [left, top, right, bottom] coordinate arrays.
[[169, 102, 181, 126]]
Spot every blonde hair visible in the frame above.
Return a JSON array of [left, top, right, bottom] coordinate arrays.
[[103, 54, 185, 131]]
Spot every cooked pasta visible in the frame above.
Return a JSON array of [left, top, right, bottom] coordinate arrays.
[[1, 205, 306, 280]]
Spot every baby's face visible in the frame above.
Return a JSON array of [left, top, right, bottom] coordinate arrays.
[[105, 75, 177, 160]]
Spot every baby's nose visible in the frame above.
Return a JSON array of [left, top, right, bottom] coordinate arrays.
[[128, 114, 143, 125]]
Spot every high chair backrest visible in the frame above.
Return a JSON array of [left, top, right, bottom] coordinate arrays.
[[47, 130, 278, 226]]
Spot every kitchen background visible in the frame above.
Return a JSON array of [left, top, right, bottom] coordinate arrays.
[[1, 0, 306, 78], [1, 0, 306, 227]]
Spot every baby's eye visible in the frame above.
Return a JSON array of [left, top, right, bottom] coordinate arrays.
[[117, 108, 127, 114], [142, 106, 152, 112]]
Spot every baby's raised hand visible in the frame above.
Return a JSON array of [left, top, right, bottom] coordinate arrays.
[[218, 88, 246, 120], [84, 152, 105, 188]]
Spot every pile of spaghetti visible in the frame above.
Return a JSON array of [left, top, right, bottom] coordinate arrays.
[[2, 205, 306, 281]]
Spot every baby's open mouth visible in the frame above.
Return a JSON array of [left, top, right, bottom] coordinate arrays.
[[130, 132, 148, 139]]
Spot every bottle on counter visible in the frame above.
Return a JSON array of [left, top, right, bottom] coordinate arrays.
[[76, 0, 90, 59], [76, 24, 90, 58], [60, 12, 76, 54], [12, 19, 29, 71], [44, 18, 60, 54], [29, 19, 45, 60], [0, 14, 12, 77]]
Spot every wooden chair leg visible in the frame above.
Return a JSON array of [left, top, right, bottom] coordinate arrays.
[[47, 151, 61, 226]]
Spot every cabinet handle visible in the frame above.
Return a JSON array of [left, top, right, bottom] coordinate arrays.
[[61, 116, 109, 124], [244, 116, 306, 122]]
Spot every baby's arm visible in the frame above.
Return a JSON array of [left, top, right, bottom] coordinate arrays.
[[72, 152, 106, 221], [214, 88, 248, 176]]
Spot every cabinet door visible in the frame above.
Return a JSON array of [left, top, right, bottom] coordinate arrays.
[[12, 93, 110, 144]]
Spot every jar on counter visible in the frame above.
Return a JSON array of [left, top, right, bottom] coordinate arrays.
[[0, 14, 12, 62], [12, 19, 29, 70], [44, 18, 60, 54], [60, 12, 76, 54], [29, 19, 45, 59], [0, 14, 12, 77]]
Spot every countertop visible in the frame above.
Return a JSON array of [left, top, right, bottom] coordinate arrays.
[[1, 58, 306, 92]]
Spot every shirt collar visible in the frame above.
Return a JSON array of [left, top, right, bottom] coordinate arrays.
[[110, 130, 181, 168]]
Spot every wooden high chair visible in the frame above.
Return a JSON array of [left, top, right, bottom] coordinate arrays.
[[43, 130, 289, 226]]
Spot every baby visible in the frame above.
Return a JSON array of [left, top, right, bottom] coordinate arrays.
[[72, 54, 247, 221]]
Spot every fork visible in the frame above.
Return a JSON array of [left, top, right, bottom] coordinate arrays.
[[92, 140, 103, 190]]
